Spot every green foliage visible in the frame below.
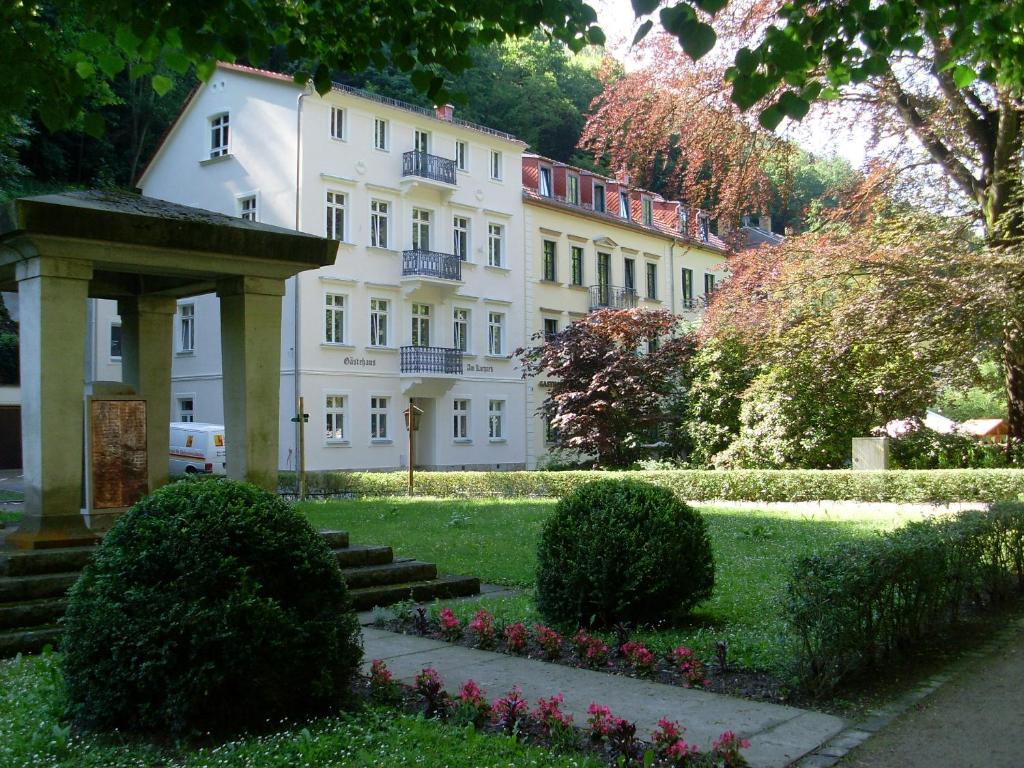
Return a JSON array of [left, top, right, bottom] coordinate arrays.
[[535, 479, 715, 627], [0, 331, 17, 385], [889, 427, 1014, 469], [682, 337, 755, 468], [286, 467, 1024, 504], [787, 502, 1024, 695], [933, 359, 1008, 421], [62, 479, 362, 735]]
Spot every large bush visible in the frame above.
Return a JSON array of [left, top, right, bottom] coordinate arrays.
[[535, 478, 714, 628], [889, 426, 1013, 469], [787, 502, 1024, 696], [62, 479, 362, 734]]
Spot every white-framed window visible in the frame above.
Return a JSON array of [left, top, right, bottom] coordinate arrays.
[[177, 396, 195, 423], [369, 297, 390, 347], [453, 215, 470, 260], [411, 303, 431, 347], [374, 117, 389, 150], [487, 223, 504, 267], [542, 240, 557, 281], [325, 395, 347, 442], [488, 399, 505, 440], [370, 396, 389, 440], [619, 189, 631, 220], [646, 262, 658, 299], [453, 307, 470, 352], [453, 398, 470, 440], [109, 321, 122, 360], [455, 140, 468, 171], [642, 196, 654, 226], [679, 208, 690, 234], [490, 150, 502, 180], [488, 311, 505, 356], [624, 258, 636, 292], [239, 194, 258, 222], [593, 183, 606, 213], [370, 199, 390, 249], [178, 302, 195, 353], [539, 166, 553, 197], [414, 128, 430, 154], [326, 190, 346, 240], [412, 208, 431, 251], [324, 293, 346, 344], [571, 245, 584, 286], [209, 113, 229, 158], [567, 173, 580, 204], [330, 106, 345, 140]]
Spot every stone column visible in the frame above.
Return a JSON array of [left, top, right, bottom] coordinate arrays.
[[217, 276, 285, 491], [7, 256, 95, 550], [119, 295, 177, 493]]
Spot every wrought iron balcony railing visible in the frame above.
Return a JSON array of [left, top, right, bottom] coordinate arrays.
[[400, 345, 464, 375], [402, 150, 457, 185], [402, 249, 462, 281], [589, 285, 639, 311]]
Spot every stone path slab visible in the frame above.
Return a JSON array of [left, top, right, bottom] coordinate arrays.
[[363, 627, 846, 768]]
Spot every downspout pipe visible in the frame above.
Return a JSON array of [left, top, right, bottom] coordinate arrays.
[[293, 86, 310, 468]]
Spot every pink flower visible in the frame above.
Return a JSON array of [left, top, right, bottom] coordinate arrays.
[[712, 730, 751, 766], [438, 607, 462, 640], [491, 685, 528, 733], [668, 645, 708, 688], [534, 693, 574, 733], [587, 702, 622, 739], [534, 624, 563, 660], [621, 641, 657, 676], [468, 609, 496, 649], [504, 622, 529, 654]]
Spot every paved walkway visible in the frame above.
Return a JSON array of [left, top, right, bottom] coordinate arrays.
[[362, 627, 846, 768], [837, 621, 1024, 768]]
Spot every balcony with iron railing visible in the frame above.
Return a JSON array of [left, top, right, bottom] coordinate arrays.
[[402, 150, 457, 185], [400, 345, 464, 376], [402, 249, 462, 281], [589, 285, 639, 311]]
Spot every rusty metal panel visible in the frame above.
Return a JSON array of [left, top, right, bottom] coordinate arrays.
[[90, 399, 148, 509]]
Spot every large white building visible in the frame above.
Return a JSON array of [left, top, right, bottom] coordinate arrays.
[[87, 62, 728, 472]]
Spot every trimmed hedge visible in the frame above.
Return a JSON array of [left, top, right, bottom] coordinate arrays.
[[281, 468, 1024, 504], [787, 502, 1024, 696]]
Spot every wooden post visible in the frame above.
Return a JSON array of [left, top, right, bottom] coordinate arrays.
[[408, 401, 415, 496], [298, 395, 306, 500]]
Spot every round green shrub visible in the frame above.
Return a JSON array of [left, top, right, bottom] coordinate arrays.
[[62, 478, 362, 734], [535, 478, 715, 628]]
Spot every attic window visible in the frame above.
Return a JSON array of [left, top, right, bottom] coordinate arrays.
[[209, 113, 230, 158], [539, 166, 553, 197], [642, 197, 653, 226], [619, 190, 630, 220]]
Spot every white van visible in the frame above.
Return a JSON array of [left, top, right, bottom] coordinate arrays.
[[169, 422, 227, 475]]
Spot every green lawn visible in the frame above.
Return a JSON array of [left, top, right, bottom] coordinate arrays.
[[0, 652, 599, 768], [301, 497, 925, 673]]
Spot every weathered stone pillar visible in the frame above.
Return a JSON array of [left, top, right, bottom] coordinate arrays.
[[119, 295, 177, 493], [7, 256, 96, 549], [217, 277, 285, 491]]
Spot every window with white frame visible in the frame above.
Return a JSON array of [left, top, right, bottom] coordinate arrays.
[[414, 129, 429, 154], [374, 117, 389, 150], [370, 199, 390, 249], [539, 166, 553, 197], [593, 183, 606, 213], [330, 106, 345, 140], [453, 399, 470, 440], [453, 215, 469, 260], [177, 396, 195, 423], [571, 245, 584, 286], [487, 311, 504, 355], [239, 194, 257, 222], [624, 258, 636, 292], [646, 262, 658, 299], [567, 173, 580, 204], [487, 223, 504, 267], [542, 240, 557, 281], [324, 293, 346, 344], [209, 113, 229, 158], [326, 190, 346, 240], [411, 303, 431, 347], [642, 196, 654, 226], [619, 189, 631, 220], [488, 399, 504, 440], [325, 395, 347, 441], [490, 150, 502, 180], [412, 208, 431, 251], [453, 307, 470, 352], [178, 303, 195, 353], [455, 140, 468, 171], [369, 298, 389, 347], [370, 396, 389, 440], [109, 322, 122, 360]]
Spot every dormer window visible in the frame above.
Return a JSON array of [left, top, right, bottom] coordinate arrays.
[[593, 183, 606, 213], [642, 197, 653, 226], [679, 208, 690, 235], [539, 166, 553, 197], [699, 215, 710, 242], [567, 174, 580, 204], [209, 113, 229, 158], [619, 190, 630, 220]]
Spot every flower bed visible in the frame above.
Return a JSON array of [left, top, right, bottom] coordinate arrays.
[[380, 608, 786, 704], [363, 658, 752, 767]]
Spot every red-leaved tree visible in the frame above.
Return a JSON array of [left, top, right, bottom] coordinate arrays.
[[518, 308, 694, 467]]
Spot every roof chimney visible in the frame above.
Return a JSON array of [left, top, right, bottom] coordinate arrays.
[[435, 104, 455, 121]]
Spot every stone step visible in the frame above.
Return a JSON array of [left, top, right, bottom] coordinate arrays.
[[0, 545, 97, 577], [348, 575, 481, 611], [319, 530, 349, 549], [334, 544, 393, 569], [0, 625, 62, 657], [341, 560, 437, 590], [0, 572, 79, 603], [0, 598, 67, 631]]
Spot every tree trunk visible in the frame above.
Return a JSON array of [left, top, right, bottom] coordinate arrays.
[[1004, 316, 1024, 456]]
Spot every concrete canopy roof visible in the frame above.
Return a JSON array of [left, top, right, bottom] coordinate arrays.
[[0, 190, 337, 298]]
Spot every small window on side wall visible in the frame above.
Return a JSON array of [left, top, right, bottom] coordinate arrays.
[[209, 113, 229, 158], [330, 107, 345, 140]]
